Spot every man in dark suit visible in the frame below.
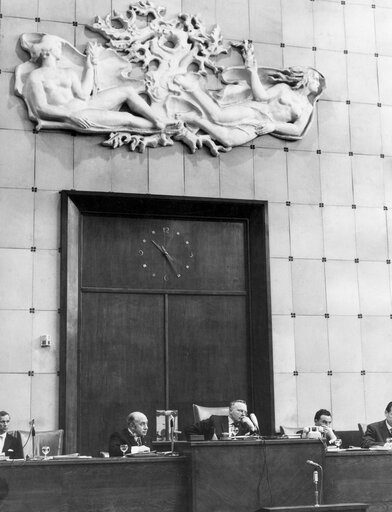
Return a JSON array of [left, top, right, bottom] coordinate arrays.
[[0, 411, 23, 459], [302, 408, 338, 445], [362, 401, 392, 448], [108, 411, 149, 456], [184, 399, 256, 440]]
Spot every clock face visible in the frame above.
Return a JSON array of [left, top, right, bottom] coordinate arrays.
[[138, 225, 194, 280]]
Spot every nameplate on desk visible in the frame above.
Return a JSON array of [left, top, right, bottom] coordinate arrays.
[[125, 451, 159, 458], [189, 435, 204, 441], [52, 454, 92, 460]]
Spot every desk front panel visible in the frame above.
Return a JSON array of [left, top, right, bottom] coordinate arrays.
[[324, 451, 392, 512], [0, 457, 190, 512], [180, 439, 325, 512]]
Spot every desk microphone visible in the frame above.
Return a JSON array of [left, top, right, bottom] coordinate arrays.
[[250, 413, 259, 432], [242, 416, 257, 432], [306, 459, 322, 469], [306, 460, 323, 506], [30, 419, 35, 437]]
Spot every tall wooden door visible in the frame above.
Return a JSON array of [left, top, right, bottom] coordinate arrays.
[[60, 193, 273, 455]]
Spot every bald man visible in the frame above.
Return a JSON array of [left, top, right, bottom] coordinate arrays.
[[108, 412, 149, 457]]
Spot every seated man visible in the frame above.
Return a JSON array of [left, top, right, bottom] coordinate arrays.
[[108, 411, 149, 457], [184, 399, 257, 440], [302, 409, 337, 445], [361, 401, 392, 448], [0, 410, 24, 459]]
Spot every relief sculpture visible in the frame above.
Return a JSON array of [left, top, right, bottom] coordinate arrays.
[[15, 1, 325, 156]]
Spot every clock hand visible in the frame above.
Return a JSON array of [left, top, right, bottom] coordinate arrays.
[[161, 245, 181, 276], [151, 239, 165, 254], [161, 245, 181, 264], [151, 241, 178, 265], [151, 241, 181, 276]]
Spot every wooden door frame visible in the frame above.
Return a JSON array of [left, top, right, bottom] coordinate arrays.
[[60, 191, 274, 453]]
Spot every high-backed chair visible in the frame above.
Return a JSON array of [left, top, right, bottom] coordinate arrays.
[[19, 429, 64, 458], [192, 404, 229, 422], [279, 425, 303, 436]]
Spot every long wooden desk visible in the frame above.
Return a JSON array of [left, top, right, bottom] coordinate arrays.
[[1, 442, 390, 512], [0, 455, 190, 512]]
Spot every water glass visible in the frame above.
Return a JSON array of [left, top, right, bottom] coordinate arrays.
[[120, 444, 128, 457]]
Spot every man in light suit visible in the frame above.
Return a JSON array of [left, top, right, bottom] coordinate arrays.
[[362, 401, 392, 448], [184, 399, 256, 440], [0, 411, 23, 459], [109, 411, 149, 456]]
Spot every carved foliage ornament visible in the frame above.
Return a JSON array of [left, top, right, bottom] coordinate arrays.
[[15, 1, 326, 156]]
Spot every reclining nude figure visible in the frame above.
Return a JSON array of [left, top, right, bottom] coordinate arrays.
[[173, 41, 325, 148], [16, 34, 167, 133]]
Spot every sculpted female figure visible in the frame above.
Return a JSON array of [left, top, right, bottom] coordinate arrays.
[[17, 34, 167, 133], [173, 41, 325, 148]]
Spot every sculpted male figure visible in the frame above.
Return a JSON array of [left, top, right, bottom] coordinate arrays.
[[19, 34, 167, 133]]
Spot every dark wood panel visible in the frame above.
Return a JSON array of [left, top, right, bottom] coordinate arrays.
[[179, 439, 325, 512], [79, 293, 165, 455], [324, 451, 392, 512], [60, 192, 273, 453], [81, 216, 246, 291], [168, 295, 249, 430], [0, 457, 189, 512]]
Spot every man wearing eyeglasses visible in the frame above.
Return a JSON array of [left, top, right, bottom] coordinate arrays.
[[184, 400, 257, 440], [108, 411, 150, 456], [0, 411, 24, 459]]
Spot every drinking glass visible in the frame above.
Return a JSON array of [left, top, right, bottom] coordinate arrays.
[[335, 438, 342, 449], [120, 444, 128, 457], [42, 446, 50, 459], [386, 437, 392, 449]]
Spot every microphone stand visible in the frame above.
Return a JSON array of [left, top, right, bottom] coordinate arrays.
[[31, 420, 36, 459], [306, 460, 323, 506], [168, 416, 179, 457], [313, 469, 320, 507]]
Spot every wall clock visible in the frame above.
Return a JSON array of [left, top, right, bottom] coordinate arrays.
[[138, 225, 194, 280]]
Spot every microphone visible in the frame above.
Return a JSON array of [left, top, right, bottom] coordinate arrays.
[[249, 413, 259, 432], [169, 415, 176, 456], [30, 419, 35, 437], [241, 416, 257, 432], [306, 459, 322, 469], [169, 415, 175, 441]]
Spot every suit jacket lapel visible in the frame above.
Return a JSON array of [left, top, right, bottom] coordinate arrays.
[[382, 421, 391, 441], [3, 434, 11, 454], [125, 429, 135, 446]]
